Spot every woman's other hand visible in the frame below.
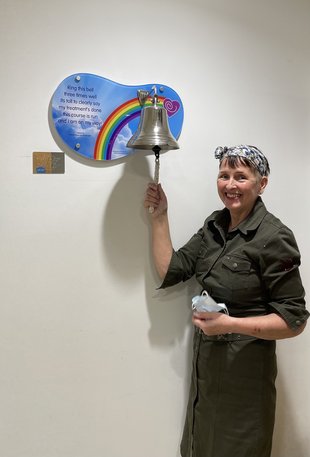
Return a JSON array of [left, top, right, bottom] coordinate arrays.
[[192, 312, 232, 335]]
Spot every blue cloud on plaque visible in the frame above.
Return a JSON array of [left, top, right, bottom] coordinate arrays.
[[51, 73, 184, 161]]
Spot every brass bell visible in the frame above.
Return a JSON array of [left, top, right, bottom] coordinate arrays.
[[127, 90, 179, 151], [127, 86, 180, 213]]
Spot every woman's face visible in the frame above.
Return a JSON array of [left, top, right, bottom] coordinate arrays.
[[217, 159, 268, 218]]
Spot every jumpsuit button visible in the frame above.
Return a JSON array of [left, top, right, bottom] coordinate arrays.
[[233, 262, 238, 268]]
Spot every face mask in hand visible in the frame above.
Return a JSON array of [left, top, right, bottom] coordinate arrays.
[[192, 290, 229, 314]]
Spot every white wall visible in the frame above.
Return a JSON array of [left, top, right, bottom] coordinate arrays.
[[1, 0, 309, 456]]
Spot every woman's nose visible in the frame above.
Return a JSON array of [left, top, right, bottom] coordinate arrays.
[[226, 178, 237, 188]]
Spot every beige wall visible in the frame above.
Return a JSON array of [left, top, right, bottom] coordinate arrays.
[[1, 0, 309, 456]]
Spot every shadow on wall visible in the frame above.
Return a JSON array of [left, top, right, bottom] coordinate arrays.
[[101, 153, 151, 281], [101, 152, 199, 347], [101, 152, 197, 457], [272, 373, 306, 457]]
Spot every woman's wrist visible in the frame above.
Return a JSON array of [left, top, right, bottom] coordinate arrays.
[[151, 211, 169, 225]]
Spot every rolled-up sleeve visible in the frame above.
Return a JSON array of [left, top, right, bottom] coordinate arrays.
[[159, 229, 204, 289], [261, 226, 309, 330]]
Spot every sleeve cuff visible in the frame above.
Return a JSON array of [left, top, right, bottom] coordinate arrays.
[[269, 302, 310, 330]]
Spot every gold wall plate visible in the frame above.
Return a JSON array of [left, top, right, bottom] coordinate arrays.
[[33, 152, 65, 174]]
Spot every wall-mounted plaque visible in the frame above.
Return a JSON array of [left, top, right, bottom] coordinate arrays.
[[51, 73, 184, 161]]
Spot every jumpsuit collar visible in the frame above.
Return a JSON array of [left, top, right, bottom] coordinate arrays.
[[210, 197, 268, 235]]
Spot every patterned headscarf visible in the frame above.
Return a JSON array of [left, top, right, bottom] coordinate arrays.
[[214, 145, 270, 176]]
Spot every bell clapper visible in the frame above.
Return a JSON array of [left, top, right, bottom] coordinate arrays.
[[149, 145, 161, 214]]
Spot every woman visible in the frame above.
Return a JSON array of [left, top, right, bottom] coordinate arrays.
[[144, 145, 308, 457]]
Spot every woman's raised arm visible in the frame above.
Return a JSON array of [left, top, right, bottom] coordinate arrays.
[[144, 183, 173, 279]]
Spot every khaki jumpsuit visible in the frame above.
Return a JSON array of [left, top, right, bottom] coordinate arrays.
[[160, 197, 309, 457]]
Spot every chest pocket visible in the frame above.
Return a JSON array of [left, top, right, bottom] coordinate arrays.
[[221, 255, 252, 289]]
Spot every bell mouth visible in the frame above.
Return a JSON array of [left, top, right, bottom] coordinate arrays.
[[127, 137, 179, 150]]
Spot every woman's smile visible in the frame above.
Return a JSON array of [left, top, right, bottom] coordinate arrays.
[[225, 192, 242, 199]]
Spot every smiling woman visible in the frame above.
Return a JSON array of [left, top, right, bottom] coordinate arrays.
[[144, 144, 309, 457]]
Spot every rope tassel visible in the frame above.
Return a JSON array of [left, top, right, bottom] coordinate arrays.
[[149, 146, 161, 214]]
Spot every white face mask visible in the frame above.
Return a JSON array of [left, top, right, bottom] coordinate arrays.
[[192, 290, 229, 314]]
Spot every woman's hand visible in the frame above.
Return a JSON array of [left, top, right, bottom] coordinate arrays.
[[144, 183, 168, 217], [192, 311, 232, 335]]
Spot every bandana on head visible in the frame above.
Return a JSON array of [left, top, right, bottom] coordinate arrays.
[[214, 145, 270, 176]]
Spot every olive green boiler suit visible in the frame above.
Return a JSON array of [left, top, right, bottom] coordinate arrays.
[[160, 197, 308, 457]]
